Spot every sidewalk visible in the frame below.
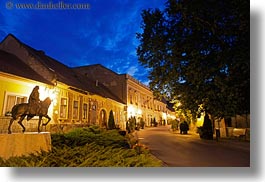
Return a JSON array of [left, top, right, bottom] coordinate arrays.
[[135, 125, 250, 166], [168, 127, 250, 152], [138, 125, 250, 152]]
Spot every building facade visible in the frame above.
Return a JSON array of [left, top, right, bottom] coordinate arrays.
[[0, 34, 175, 134], [74, 65, 176, 126], [0, 34, 126, 133]]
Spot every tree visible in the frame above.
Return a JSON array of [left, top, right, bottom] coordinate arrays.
[[108, 110, 115, 130], [140, 117, 145, 129], [136, 0, 249, 120], [198, 114, 213, 140]]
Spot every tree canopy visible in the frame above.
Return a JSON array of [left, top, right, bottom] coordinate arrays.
[[136, 0, 249, 119]]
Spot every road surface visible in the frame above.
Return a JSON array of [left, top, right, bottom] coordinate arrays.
[[136, 126, 250, 167]]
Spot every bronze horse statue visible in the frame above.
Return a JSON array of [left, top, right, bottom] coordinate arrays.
[[8, 97, 52, 134]]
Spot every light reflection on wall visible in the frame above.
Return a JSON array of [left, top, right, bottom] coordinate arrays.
[[38, 86, 59, 118], [127, 105, 142, 118]]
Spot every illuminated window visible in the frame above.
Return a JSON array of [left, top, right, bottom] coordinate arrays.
[[60, 98, 68, 118], [135, 92, 138, 105], [3, 94, 27, 116], [73, 100, 79, 119], [129, 94, 133, 104]]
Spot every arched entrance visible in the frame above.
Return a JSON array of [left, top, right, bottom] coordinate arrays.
[[99, 109, 107, 128]]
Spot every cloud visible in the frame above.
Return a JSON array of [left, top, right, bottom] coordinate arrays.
[[0, 0, 165, 85], [0, 5, 31, 37], [127, 66, 138, 76]]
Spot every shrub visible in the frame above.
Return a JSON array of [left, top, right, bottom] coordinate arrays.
[[153, 118, 158, 127], [171, 119, 179, 131], [198, 114, 213, 140], [126, 117, 136, 133], [0, 126, 162, 167], [140, 118, 145, 129], [51, 126, 129, 148], [180, 121, 189, 134], [118, 130, 127, 136], [108, 110, 116, 130]]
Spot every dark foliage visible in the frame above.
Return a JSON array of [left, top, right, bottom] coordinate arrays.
[[52, 126, 130, 149], [198, 114, 213, 140], [136, 0, 249, 119], [180, 121, 189, 134], [152, 117, 158, 127], [108, 110, 116, 130], [0, 126, 162, 167], [140, 118, 145, 129], [126, 117, 136, 133]]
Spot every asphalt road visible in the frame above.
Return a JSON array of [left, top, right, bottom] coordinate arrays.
[[136, 125, 250, 167]]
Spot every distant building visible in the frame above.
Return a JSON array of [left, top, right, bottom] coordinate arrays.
[[74, 64, 176, 126], [0, 34, 175, 133]]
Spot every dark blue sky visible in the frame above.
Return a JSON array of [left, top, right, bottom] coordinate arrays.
[[0, 0, 165, 85]]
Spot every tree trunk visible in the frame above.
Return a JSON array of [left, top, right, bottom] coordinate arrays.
[[245, 113, 248, 128]]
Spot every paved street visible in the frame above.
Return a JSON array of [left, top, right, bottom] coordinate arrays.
[[136, 125, 250, 167]]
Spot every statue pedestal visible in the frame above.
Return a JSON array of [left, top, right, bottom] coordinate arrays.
[[0, 132, 51, 160]]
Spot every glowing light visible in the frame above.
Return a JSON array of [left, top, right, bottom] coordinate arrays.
[[49, 91, 57, 100], [127, 105, 135, 118], [39, 87, 49, 100], [162, 112, 167, 120], [170, 115, 176, 120], [196, 116, 204, 127], [127, 105, 143, 118], [38, 86, 58, 105], [36, 86, 59, 119]]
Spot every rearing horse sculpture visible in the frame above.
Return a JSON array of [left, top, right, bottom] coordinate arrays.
[[8, 97, 52, 134]]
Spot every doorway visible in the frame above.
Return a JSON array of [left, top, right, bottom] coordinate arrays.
[[99, 109, 107, 128]]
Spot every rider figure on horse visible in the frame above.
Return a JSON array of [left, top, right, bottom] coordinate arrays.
[[28, 86, 41, 116], [8, 86, 52, 134]]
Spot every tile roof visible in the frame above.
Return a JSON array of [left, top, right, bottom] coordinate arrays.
[[0, 34, 125, 104], [0, 49, 53, 85], [24, 46, 124, 103], [74, 64, 121, 76]]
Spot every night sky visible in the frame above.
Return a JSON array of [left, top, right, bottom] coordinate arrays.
[[0, 0, 165, 85]]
